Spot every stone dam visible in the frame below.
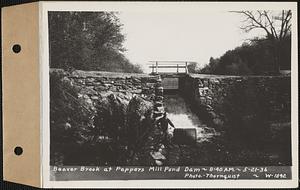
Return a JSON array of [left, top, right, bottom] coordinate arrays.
[[50, 69, 291, 166]]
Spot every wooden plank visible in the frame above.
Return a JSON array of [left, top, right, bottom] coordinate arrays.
[[149, 66, 186, 68]]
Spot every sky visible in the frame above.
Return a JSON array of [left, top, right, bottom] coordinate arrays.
[[118, 11, 265, 73]]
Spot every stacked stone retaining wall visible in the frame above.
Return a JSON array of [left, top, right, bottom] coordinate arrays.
[[179, 74, 291, 154]]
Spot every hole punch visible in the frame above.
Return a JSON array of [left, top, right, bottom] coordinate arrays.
[[14, 146, 23, 156], [12, 44, 21, 53]]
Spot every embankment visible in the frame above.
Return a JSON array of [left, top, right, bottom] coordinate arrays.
[[50, 69, 163, 165]]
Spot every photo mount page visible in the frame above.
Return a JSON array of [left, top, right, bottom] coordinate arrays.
[[39, 1, 297, 188]]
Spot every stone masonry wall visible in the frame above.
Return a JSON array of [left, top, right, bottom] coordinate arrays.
[[180, 74, 291, 152], [50, 69, 161, 111], [50, 69, 169, 165], [50, 69, 291, 165], [181, 74, 291, 127]]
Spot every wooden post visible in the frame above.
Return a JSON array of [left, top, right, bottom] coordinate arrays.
[[177, 64, 179, 73], [156, 61, 158, 74], [185, 62, 188, 74]]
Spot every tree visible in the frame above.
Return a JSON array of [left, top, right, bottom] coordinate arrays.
[[187, 62, 200, 73], [200, 38, 290, 75], [201, 57, 220, 74], [232, 10, 292, 72], [49, 11, 142, 73]]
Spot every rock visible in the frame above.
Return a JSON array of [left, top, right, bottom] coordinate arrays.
[[113, 82, 122, 86], [198, 88, 207, 96], [203, 80, 209, 87], [95, 86, 107, 91], [198, 80, 204, 88], [143, 77, 159, 83], [91, 96, 99, 100], [155, 106, 165, 112], [132, 89, 142, 94], [211, 78, 220, 84], [126, 96, 153, 144], [203, 127, 216, 134], [104, 83, 112, 87], [154, 101, 163, 107], [155, 96, 164, 102], [208, 111, 217, 118], [207, 99, 212, 105], [86, 98, 93, 105], [142, 87, 149, 92], [64, 122, 72, 130], [146, 82, 156, 87], [99, 91, 114, 98], [153, 111, 164, 118], [85, 82, 94, 86], [155, 160, 163, 166], [199, 97, 206, 104], [150, 151, 166, 160], [109, 86, 117, 91], [131, 77, 141, 83]]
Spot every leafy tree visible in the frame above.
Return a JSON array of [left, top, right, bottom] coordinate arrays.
[[187, 62, 200, 73], [49, 11, 142, 73], [200, 10, 292, 75], [200, 35, 290, 75]]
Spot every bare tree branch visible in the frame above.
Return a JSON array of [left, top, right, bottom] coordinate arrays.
[[263, 11, 278, 39], [231, 10, 292, 41], [279, 10, 285, 39], [230, 10, 292, 73]]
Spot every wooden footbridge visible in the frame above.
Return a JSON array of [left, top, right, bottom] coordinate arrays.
[[148, 61, 192, 74], [148, 61, 194, 90]]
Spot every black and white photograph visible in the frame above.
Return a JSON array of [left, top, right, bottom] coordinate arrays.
[[46, 2, 296, 184]]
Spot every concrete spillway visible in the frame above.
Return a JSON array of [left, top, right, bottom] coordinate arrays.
[[164, 94, 201, 128], [164, 94, 219, 143]]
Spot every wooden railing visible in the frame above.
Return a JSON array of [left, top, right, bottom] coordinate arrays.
[[148, 61, 189, 74]]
